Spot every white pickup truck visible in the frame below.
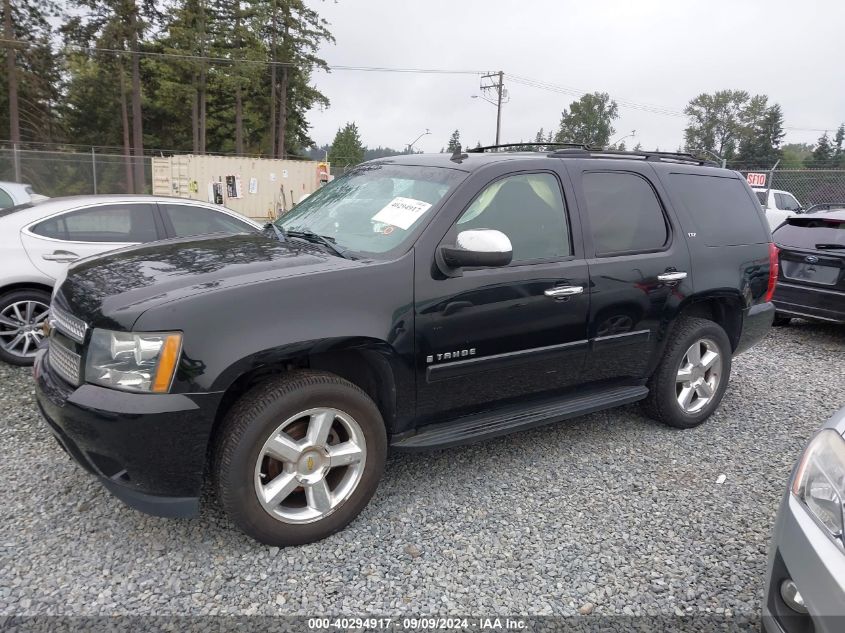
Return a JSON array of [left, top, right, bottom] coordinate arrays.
[[752, 187, 802, 229]]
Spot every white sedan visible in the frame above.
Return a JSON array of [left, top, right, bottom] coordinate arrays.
[[0, 195, 262, 365], [0, 181, 49, 208]]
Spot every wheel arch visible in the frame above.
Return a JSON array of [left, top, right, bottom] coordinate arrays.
[[675, 292, 744, 352], [205, 337, 407, 468], [0, 281, 54, 299]]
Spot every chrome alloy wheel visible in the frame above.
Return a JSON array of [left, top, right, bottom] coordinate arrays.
[[675, 338, 722, 414], [254, 407, 367, 524], [0, 301, 50, 359]]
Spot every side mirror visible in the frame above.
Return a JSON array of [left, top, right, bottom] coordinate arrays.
[[439, 229, 513, 270]]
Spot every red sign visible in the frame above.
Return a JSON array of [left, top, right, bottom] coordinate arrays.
[[746, 173, 767, 187]]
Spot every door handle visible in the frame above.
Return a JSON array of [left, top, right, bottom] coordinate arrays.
[[657, 271, 687, 282], [42, 250, 79, 263], [544, 285, 584, 298]]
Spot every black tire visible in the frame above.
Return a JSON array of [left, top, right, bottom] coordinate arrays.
[[772, 314, 792, 327], [0, 288, 51, 367], [213, 370, 387, 546], [641, 317, 732, 429]]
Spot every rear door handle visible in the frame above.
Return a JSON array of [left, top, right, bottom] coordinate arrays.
[[544, 285, 584, 298], [657, 271, 687, 282], [42, 250, 79, 263]]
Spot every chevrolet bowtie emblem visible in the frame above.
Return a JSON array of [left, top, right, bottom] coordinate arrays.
[[306, 456, 315, 471]]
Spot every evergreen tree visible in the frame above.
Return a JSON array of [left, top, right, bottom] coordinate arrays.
[[834, 124, 845, 165], [533, 127, 545, 150], [329, 122, 364, 169], [554, 92, 619, 147], [446, 129, 461, 152], [808, 132, 834, 168], [735, 103, 785, 168], [1, 0, 61, 143]]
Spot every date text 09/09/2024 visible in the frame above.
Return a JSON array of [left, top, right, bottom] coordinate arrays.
[[307, 617, 527, 630]]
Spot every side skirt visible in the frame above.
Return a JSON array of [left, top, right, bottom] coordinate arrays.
[[391, 385, 648, 451]]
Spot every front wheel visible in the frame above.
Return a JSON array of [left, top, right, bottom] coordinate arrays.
[[642, 317, 732, 429], [214, 371, 387, 546], [0, 289, 51, 366]]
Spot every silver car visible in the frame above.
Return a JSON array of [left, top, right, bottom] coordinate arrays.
[[763, 406, 845, 633]]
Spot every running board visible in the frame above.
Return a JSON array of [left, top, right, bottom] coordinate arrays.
[[392, 385, 649, 451]]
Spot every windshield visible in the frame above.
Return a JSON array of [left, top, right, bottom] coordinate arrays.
[[276, 162, 465, 256]]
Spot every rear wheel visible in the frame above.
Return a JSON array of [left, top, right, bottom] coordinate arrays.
[[214, 371, 386, 546], [642, 317, 732, 429], [0, 289, 51, 366]]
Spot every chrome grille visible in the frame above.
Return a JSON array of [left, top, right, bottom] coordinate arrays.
[[51, 305, 88, 343], [49, 340, 82, 386]]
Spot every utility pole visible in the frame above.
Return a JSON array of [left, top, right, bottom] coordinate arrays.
[[480, 71, 506, 145]]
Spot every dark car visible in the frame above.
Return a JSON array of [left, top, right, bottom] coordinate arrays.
[[33, 146, 776, 546], [771, 212, 845, 325]]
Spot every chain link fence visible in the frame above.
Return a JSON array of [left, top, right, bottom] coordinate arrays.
[[736, 168, 845, 209], [0, 145, 151, 197]]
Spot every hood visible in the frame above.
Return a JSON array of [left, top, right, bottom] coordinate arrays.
[[55, 232, 362, 330]]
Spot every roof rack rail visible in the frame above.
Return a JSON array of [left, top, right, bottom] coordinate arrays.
[[548, 147, 718, 166], [464, 142, 721, 166], [467, 142, 595, 153]]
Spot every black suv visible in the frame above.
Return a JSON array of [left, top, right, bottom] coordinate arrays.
[[34, 146, 776, 546]]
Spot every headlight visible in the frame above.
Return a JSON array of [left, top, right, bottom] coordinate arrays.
[[85, 329, 182, 393], [792, 429, 845, 544]]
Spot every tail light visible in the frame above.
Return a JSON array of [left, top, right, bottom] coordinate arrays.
[[764, 242, 779, 302]]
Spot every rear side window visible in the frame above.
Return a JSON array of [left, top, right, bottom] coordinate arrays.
[[755, 191, 766, 206], [773, 218, 845, 250], [582, 171, 668, 255], [31, 204, 158, 242], [0, 188, 13, 209], [776, 193, 801, 211], [160, 204, 254, 238], [669, 174, 767, 246]]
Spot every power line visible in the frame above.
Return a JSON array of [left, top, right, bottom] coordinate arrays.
[[0, 38, 485, 74], [509, 74, 836, 133]]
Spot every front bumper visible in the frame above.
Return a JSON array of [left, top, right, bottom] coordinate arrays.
[[762, 491, 845, 633], [735, 301, 775, 354], [34, 347, 222, 518]]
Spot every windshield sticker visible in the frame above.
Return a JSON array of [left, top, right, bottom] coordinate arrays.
[[372, 197, 432, 231]]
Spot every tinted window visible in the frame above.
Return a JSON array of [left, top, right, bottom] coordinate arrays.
[[0, 188, 13, 209], [582, 172, 667, 255], [755, 191, 767, 206], [669, 174, 767, 246], [456, 172, 571, 262], [776, 193, 801, 211], [774, 218, 845, 249], [31, 204, 158, 242], [161, 204, 254, 238]]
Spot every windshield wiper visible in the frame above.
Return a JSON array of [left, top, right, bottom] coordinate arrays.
[[286, 229, 354, 259], [263, 222, 288, 243], [815, 243, 845, 250]]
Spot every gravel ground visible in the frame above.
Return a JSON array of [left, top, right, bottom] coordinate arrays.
[[0, 321, 843, 621]]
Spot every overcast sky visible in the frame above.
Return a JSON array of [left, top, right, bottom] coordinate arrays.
[[303, 0, 845, 154]]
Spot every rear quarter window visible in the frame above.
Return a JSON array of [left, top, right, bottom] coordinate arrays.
[[669, 173, 768, 246]]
